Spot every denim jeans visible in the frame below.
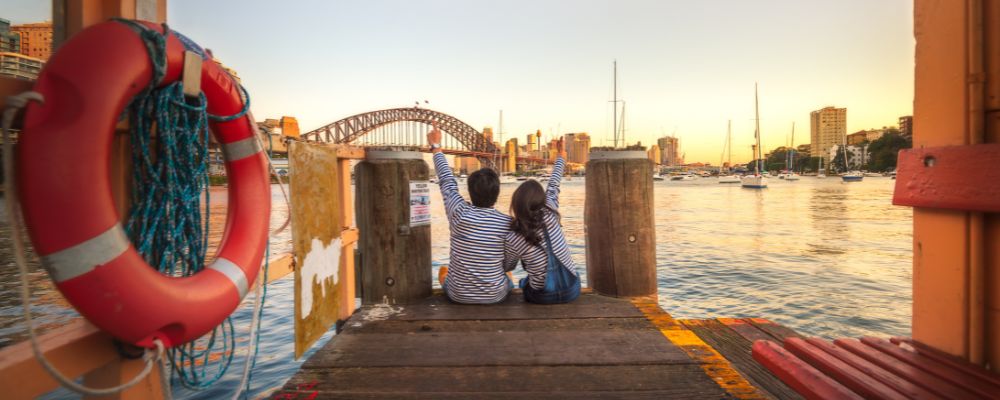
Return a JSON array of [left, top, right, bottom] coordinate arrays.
[[519, 275, 581, 304]]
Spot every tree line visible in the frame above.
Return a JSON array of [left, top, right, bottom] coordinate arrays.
[[745, 129, 912, 173]]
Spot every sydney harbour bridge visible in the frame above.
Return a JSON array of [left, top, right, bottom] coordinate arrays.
[[298, 107, 555, 169]]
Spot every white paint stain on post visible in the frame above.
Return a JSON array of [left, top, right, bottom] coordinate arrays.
[[299, 237, 342, 320]]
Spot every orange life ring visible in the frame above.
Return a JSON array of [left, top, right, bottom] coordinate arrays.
[[16, 20, 270, 348]]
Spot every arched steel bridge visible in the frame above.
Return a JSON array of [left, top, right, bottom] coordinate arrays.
[[300, 107, 553, 167]]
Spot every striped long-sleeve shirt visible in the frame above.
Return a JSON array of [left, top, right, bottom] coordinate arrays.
[[434, 152, 513, 304], [503, 157, 578, 290]]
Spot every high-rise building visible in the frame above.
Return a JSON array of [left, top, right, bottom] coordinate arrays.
[[570, 133, 590, 163], [504, 138, 518, 173], [526, 132, 538, 156], [546, 139, 559, 161], [563, 133, 577, 162], [647, 144, 661, 165], [809, 106, 847, 163], [0, 51, 43, 80], [12, 22, 52, 61], [0, 19, 20, 53], [657, 136, 680, 166], [898, 115, 913, 137]]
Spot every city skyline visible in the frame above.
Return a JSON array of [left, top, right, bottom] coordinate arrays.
[[5, 0, 915, 163]]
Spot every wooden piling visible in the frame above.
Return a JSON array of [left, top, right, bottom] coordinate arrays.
[[584, 150, 657, 297], [355, 148, 432, 304]]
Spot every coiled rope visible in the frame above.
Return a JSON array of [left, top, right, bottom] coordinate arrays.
[[114, 19, 272, 395]]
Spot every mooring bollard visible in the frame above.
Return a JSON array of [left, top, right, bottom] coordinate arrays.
[[584, 149, 657, 297], [355, 147, 432, 304]]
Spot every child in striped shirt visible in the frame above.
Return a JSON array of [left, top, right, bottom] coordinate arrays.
[[428, 125, 513, 304]]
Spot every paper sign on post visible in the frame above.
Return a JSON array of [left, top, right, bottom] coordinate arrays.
[[409, 181, 431, 227]]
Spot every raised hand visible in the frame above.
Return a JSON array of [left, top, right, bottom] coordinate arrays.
[[427, 122, 442, 152]]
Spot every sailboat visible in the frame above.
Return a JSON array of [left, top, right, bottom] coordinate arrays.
[[817, 155, 827, 179], [742, 83, 768, 189], [784, 122, 800, 181], [840, 132, 864, 182], [718, 120, 740, 183]]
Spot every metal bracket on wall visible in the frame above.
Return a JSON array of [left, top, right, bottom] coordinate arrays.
[[892, 143, 1000, 212]]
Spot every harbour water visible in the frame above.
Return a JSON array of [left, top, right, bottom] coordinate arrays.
[[0, 175, 912, 398]]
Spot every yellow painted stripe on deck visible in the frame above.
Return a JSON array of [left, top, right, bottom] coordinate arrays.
[[631, 298, 767, 399]]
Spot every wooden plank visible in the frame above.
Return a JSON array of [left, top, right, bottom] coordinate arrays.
[[681, 319, 803, 400], [303, 329, 693, 368], [784, 338, 907, 400], [751, 340, 864, 400], [747, 318, 803, 343], [340, 317, 657, 335], [271, 391, 724, 400], [808, 338, 944, 400], [719, 318, 778, 344], [348, 293, 643, 321], [277, 365, 726, 398], [833, 338, 980, 399], [264, 252, 295, 284], [0, 320, 117, 398], [892, 144, 1000, 212], [859, 337, 1000, 397]]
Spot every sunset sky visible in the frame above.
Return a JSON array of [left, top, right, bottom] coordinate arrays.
[[8, 0, 915, 163]]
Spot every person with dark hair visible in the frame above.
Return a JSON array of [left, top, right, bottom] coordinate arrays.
[[504, 139, 580, 304], [428, 124, 513, 304]]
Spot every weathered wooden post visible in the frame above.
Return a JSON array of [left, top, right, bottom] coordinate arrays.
[[584, 149, 656, 297], [356, 147, 432, 304]]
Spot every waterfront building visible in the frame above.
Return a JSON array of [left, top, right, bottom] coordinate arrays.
[[0, 51, 43, 80], [809, 106, 847, 164], [647, 144, 661, 165], [504, 138, 518, 173], [898, 115, 913, 137], [847, 131, 868, 145], [546, 139, 558, 161], [11, 21, 52, 60], [561, 132, 591, 164], [571, 133, 590, 163], [526, 132, 538, 157], [0, 18, 20, 53], [657, 136, 681, 166], [563, 133, 576, 162]]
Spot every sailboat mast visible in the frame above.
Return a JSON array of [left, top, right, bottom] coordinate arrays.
[[613, 60, 618, 148], [754, 83, 762, 175], [620, 101, 626, 146], [789, 122, 795, 171], [728, 120, 732, 169]]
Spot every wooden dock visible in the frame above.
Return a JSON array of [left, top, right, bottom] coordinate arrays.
[[275, 291, 804, 399]]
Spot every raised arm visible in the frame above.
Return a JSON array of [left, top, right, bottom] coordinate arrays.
[[545, 138, 567, 209], [429, 125, 467, 219]]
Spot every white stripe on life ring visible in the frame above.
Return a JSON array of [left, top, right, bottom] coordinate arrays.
[[207, 257, 249, 298], [40, 224, 130, 283], [221, 136, 262, 162]]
